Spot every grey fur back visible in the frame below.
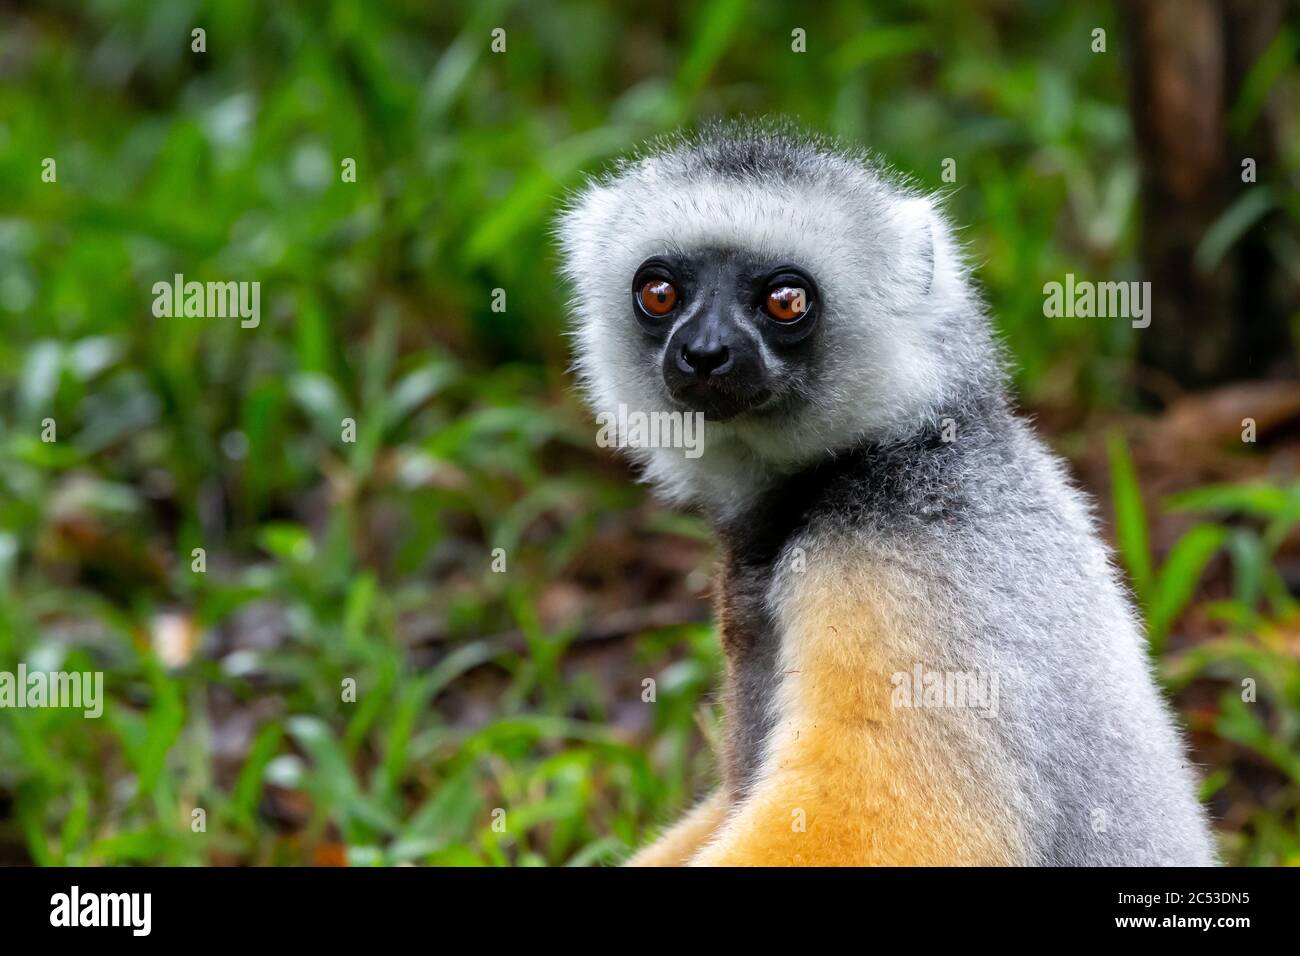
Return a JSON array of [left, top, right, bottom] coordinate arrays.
[[734, 401, 1216, 865]]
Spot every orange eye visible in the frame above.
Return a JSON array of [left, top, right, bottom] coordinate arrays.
[[765, 285, 808, 322], [639, 279, 678, 316]]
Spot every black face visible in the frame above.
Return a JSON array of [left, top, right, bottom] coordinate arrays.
[[631, 249, 821, 422]]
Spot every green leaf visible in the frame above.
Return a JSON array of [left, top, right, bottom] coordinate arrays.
[[1166, 481, 1300, 521], [258, 522, 316, 563], [1147, 524, 1226, 653], [289, 372, 349, 439], [1229, 27, 1296, 134], [1194, 188, 1274, 274], [231, 723, 284, 830], [675, 0, 750, 97], [833, 26, 931, 75], [383, 361, 457, 429], [1106, 432, 1152, 605]]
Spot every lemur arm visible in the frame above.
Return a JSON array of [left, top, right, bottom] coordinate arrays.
[[688, 567, 1028, 867], [624, 790, 730, 866], [686, 756, 1020, 866], [686, 702, 1026, 866]]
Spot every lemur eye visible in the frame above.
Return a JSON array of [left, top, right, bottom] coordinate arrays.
[[639, 279, 678, 316], [765, 285, 808, 322]]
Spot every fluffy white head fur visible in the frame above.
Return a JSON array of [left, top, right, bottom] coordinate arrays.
[[558, 126, 1001, 517]]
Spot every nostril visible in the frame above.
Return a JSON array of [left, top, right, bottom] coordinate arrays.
[[682, 343, 731, 378], [711, 346, 733, 376]]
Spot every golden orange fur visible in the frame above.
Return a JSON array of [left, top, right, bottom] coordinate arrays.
[[624, 791, 728, 866], [635, 557, 1029, 866]]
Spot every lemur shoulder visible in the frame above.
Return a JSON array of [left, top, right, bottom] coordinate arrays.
[[558, 122, 1216, 866]]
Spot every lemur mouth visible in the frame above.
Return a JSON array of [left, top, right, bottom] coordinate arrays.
[[669, 381, 771, 422]]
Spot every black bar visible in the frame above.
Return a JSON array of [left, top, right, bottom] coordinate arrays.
[[0, 866, 1287, 941]]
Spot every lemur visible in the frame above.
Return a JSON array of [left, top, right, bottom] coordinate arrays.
[[557, 121, 1216, 866]]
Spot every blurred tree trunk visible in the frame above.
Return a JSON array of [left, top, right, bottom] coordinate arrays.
[[1123, 0, 1296, 396]]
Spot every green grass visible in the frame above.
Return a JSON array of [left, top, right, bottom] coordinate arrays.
[[1108, 439, 1300, 864]]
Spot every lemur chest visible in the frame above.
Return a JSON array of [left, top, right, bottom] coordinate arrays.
[[716, 543, 1029, 864], [716, 543, 917, 796]]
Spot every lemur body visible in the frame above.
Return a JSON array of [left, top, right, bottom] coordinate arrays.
[[558, 123, 1216, 866]]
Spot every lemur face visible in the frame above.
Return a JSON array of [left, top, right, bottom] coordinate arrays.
[[559, 124, 994, 507], [629, 249, 820, 422]]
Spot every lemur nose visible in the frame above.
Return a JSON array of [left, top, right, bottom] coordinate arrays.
[[680, 342, 732, 378]]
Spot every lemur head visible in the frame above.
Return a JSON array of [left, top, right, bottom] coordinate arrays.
[[558, 121, 1003, 516]]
